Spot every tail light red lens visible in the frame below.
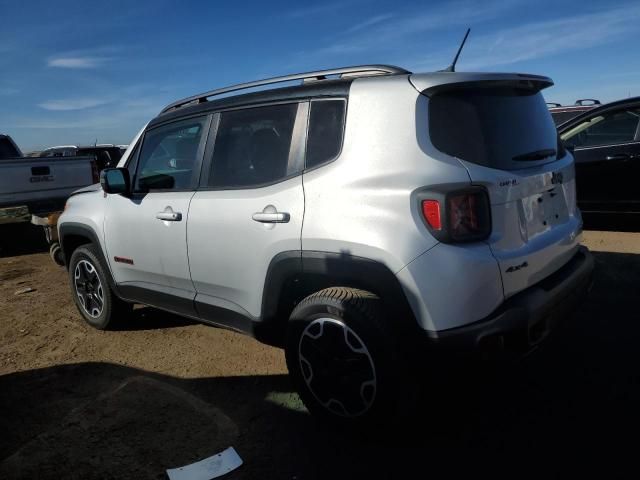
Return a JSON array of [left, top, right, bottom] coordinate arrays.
[[420, 187, 491, 243], [90, 160, 99, 184], [447, 190, 491, 242], [421, 200, 442, 230]]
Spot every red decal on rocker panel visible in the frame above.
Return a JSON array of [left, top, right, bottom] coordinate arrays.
[[114, 256, 134, 265]]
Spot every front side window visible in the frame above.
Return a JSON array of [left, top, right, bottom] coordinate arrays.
[[208, 103, 297, 188], [135, 117, 207, 191], [306, 99, 346, 169], [561, 109, 640, 148]]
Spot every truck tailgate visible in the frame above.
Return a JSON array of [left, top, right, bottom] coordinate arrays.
[[0, 156, 96, 210]]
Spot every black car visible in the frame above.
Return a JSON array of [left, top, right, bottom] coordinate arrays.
[[39, 144, 123, 170], [75, 146, 123, 170], [559, 97, 640, 219], [548, 99, 600, 125]]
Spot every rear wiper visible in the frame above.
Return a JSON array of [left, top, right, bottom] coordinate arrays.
[[512, 149, 556, 162]]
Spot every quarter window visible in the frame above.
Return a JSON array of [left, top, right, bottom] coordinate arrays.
[[135, 117, 207, 191], [209, 104, 298, 188], [306, 99, 346, 169], [561, 109, 640, 148]]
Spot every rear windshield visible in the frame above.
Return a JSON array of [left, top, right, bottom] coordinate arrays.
[[0, 137, 21, 159], [429, 87, 559, 170]]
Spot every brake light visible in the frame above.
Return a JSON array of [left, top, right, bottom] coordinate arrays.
[[90, 160, 99, 184], [420, 187, 491, 243], [421, 200, 441, 230]]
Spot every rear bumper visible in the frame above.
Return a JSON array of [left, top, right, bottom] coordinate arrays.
[[425, 246, 594, 355], [0, 205, 31, 225]]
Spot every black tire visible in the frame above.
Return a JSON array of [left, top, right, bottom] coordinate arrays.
[[285, 287, 407, 427], [68, 244, 132, 330]]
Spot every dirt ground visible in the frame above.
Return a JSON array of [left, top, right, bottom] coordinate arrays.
[[1, 222, 639, 479]]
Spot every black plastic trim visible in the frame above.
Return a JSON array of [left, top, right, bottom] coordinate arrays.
[[118, 284, 197, 318], [194, 299, 256, 335], [58, 222, 127, 301]]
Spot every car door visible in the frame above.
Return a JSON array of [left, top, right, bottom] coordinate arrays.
[[561, 106, 640, 213], [103, 115, 211, 316], [187, 103, 307, 325]]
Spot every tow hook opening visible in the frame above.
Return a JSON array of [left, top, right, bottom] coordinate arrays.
[[529, 318, 549, 345]]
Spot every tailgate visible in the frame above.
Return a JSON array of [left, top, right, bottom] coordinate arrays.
[[0, 156, 96, 207], [463, 155, 582, 298], [419, 76, 583, 299]]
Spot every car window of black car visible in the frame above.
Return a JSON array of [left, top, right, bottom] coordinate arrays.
[[562, 108, 640, 148]]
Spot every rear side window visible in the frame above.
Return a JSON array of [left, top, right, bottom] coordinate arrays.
[[429, 88, 558, 170], [0, 137, 20, 159], [561, 109, 640, 148], [306, 99, 346, 169], [209, 103, 297, 188], [135, 116, 207, 191]]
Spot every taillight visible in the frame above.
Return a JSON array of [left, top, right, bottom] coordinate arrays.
[[420, 187, 491, 243], [90, 160, 99, 184], [447, 190, 491, 241]]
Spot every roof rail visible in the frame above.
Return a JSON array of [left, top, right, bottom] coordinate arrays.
[[574, 98, 600, 106], [160, 64, 410, 114]]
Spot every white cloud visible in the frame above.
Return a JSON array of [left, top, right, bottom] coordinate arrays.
[[459, 4, 640, 70], [48, 56, 109, 68], [309, 0, 520, 57], [38, 98, 110, 111], [344, 14, 394, 34]]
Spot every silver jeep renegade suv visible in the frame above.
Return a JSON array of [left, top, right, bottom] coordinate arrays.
[[59, 65, 594, 424]]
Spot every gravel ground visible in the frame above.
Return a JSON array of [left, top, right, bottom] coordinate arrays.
[[1, 222, 639, 479]]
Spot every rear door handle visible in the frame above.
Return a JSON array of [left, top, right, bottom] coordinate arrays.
[[606, 154, 630, 161], [156, 211, 182, 221], [252, 212, 290, 223]]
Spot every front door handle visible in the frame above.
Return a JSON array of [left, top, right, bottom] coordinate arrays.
[[252, 212, 290, 223], [606, 153, 630, 161], [156, 211, 182, 221]]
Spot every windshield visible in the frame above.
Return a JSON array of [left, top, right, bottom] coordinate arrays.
[[429, 87, 559, 170]]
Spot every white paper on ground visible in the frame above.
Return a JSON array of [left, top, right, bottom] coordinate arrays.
[[166, 447, 243, 480]]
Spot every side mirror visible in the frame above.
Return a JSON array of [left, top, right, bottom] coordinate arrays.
[[100, 168, 130, 195]]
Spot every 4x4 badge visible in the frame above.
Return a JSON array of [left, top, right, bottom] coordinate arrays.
[[506, 261, 528, 273]]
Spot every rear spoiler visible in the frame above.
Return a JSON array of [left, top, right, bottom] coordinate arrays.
[[409, 72, 553, 96]]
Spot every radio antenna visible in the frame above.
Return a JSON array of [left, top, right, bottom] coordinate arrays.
[[440, 28, 470, 72]]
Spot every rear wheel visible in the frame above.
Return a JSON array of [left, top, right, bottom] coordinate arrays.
[[285, 287, 407, 426], [68, 245, 132, 330]]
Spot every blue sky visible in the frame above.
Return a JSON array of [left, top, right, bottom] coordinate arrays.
[[1, 0, 639, 152]]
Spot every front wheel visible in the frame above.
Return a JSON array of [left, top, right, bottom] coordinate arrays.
[[285, 287, 407, 426], [68, 245, 131, 330]]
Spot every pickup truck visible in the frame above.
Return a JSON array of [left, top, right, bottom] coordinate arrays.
[[0, 133, 99, 224]]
